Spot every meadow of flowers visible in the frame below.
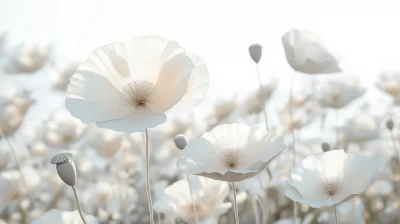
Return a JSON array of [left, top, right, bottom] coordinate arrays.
[[0, 22, 399, 224]]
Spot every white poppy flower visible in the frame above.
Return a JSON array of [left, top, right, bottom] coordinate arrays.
[[154, 176, 231, 224], [43, 110, 86, 147], [177, 123, 286, 182], [65, 35, 209, 133], [281, 29, 341, 74], [4, 43, 50, 73], [285, 150, 381, 208], [340, 113, 380, 144], [32, 209, 98, 224], [244, 81, 277, 115], [0, 167, 40, 211], [50, 62, 79, 91], [376, 71, 400, 99], [317, 76, 365, 109], [86, 125, 125, 158]]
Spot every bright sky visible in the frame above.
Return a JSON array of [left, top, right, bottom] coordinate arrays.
[[1, 0, 400, 119]]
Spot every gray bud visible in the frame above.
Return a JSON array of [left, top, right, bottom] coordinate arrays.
[[56, 159, 77, 186], [386, 119, 394, 131], [174, 134, 188, 150], [321, 142, 330, 152], [249, 44, 262, 63]]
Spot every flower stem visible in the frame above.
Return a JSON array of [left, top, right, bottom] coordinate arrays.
[[0, 128, 36, 207], [390, 130, 400, 165], [288, 73, 298, 224], [333, 204, 338, 224], [145, 129, 154, 224], [256, 64, 269, 132], [232, 182, 240, 224], [72, 186, 87, 224], [335, 109, 340, 149], [186, 174, 199, 224], [251, 198, 260, 224]]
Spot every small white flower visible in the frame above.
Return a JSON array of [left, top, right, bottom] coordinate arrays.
[[340, 112, 380, 144], [49, 62, 79, 90], [177, 123, 286, 182], [66, 35, 209, 133], [376, 71, 400, 101], [4, 43, 50, 73], [285, 150, 381, 208], [317, 76, 365, 109], [32, 209, 98, 224], [43, 110, 86, 147], [281, 29, 341, 74], [154, 176, 231, 223]]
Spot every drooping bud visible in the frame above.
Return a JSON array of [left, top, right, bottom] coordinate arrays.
[[174, 134, 188, 150], [321, 142, 331, 152], [50, 151, 77, 186], [249, 44, 262, 63], [386, 119, 394, 131]]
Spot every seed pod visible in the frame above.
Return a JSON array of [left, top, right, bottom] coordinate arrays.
[[386, 119, 394, 131], [50, 152, 77, 186], [249, 44, 262, 63], [174, 134, 189, 150], [321, 142, 331, 152]]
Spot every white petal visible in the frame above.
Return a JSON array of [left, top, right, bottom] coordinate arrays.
[[95, 112, 166, 133], [79, 42, 132, 88], [166, 54, 209, 114], [125, 36, 185, 83], [341, 154, 381, 194], [66, 70, 133, 123], [284, 183, 325, 208], [150, 53, 195, 113], [286, 167, 327, 202]]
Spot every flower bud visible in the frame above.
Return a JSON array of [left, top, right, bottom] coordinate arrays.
[[386, 119, 394, 131], [321, 142, 330, 152], [249, 44, 262, 63], [50, 152, 77, 186], [174, 134, 188, 150]]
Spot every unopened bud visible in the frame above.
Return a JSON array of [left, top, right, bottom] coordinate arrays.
[[50, 152, 77, 186], [386, 119, 394, 131], [249, 44, 262, 63], [174, 134, 188, 150], [321, 142, 330, 152]]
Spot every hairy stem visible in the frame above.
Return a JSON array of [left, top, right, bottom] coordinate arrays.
[[72, 186, 87, 224], [232, 182, 240, 224], [145, 129, 154, 224], [256, 64, 269, 132]]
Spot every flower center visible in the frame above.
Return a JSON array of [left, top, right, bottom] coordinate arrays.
[[219, 148, 241, 170], [120, 80, 159, 111], [322, 176, 342, 197]]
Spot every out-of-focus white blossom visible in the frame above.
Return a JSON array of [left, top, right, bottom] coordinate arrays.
[[377, 71, 400, 103], [340, 112, 381, 144], [49, 62, 79, 91], [4, 43, 50, 73], [32, 209, 98, 224]]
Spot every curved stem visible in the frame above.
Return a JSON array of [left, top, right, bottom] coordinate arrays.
[[262, 169, 272, 224], [0, 128, 36, 206], [288, 73, 298, 224], [232, 182, 240, 224], [186, 174, 199, 224], [256, 64, 269, 132], [333, 204, 338, 224], [72, 186, 87, 224], [145, 129, 154, 224]]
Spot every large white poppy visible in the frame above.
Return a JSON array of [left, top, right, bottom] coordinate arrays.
[[281, 29, 341, 74], [65, 35, 209, 133], [177, 123, 286, 182], [284, 150, 381, 208]]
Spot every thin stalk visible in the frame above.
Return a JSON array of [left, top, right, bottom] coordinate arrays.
[[257, 175, 266, 224], [0, 128, 36, 206], [288, 73, 297, 224], [186, 174, 199, 224], [333, 204, 338, 224], [232, 182, 240, 224], [72, 186, 87, 224], [335, 109, 340, 149], [145, 129, 154, 224], [256, 64, 269, 131], [251, 198, 260, 224], [157, 212, 161, 224], [390, 130, 400, 164]]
